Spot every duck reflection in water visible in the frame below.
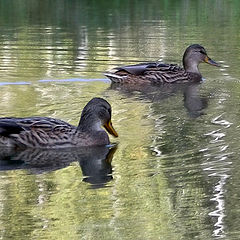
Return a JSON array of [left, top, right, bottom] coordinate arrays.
[[0, 144, 117, 188], [110, 82, 208, 118]]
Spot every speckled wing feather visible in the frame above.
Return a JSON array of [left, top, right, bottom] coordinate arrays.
[[142, 64, 190, 84], [0, 117, 77, 148], [105, 62, 192, 84]]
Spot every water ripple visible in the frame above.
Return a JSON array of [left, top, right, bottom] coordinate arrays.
[[211, 114, 233, 128], [202, 114, 233, 239]]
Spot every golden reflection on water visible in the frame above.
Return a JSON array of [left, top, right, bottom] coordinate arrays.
[[0, 0, 240, 239]]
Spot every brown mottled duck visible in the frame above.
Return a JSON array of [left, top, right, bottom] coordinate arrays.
[[0, 98, 118, 148], [104, 44, 220, 84]]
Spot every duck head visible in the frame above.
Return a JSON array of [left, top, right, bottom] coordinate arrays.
[[183, 44, 220, 74], [78, 98, 118, 138]]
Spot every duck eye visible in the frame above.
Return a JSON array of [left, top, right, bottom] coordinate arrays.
[[199, 50, 206, 55], [98, 106, 111, 119]]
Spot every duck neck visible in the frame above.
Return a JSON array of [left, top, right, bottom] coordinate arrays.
[[77, 114, 104, 133], [75, 114, 110, 146], [183, 59, 201, 75]]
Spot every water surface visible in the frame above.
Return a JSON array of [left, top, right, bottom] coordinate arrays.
[[0, 0, 240, 239]]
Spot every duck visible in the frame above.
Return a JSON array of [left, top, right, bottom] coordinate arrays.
[[0, 98, 118, 149], [104, 44, 220, 84]]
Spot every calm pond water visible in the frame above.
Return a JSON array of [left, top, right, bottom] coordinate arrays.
[[0, 0, 240, 239]]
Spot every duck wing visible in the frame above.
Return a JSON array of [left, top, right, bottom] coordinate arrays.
[[0, 117, 76, 148], [114, 62, 163, 75], [143, 64, 190, 83], [0, 120, 25, 137], [106, 62, 190, 84]]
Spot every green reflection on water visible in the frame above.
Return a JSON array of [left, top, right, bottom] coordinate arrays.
[[0, 0, 240, 240], [0, 0, 239, 81]]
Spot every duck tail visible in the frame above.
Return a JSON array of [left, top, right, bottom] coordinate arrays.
[[0, 121, 24, 137], [104, 72, 126, 83]]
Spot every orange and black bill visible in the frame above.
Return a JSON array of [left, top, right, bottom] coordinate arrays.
[[204, 56, 220, 67], [104, 120, 118, 137]]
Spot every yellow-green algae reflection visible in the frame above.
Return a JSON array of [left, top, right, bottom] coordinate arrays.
[[1, 0, 240, 239], [0, 81, 215, 240], [0, 82, 169, 240]]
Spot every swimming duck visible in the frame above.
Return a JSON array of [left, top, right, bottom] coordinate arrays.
[[0, 98, 118, 149], [104, 44, 220, 84]]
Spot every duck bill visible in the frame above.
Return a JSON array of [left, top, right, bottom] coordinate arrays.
[[104, 120, 118, 137], [204, 56, 220, 67]]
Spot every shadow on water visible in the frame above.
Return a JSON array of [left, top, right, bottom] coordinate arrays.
[[0, 145, 117, 188], [110, 82, 209, 118]]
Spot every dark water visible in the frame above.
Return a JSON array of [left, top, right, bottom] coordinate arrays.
[[0, 0, 240, 239]]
